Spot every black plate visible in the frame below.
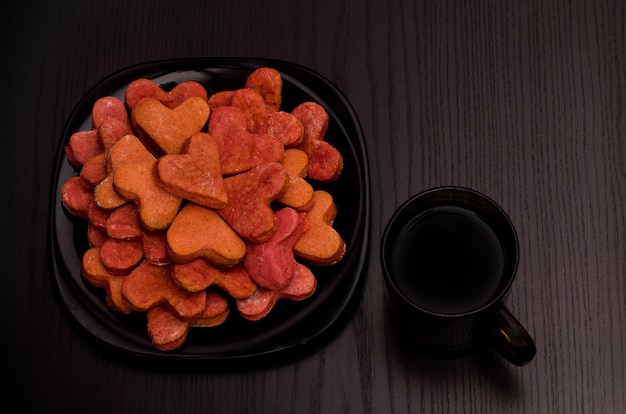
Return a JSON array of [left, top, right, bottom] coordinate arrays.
[[49, 58, 370, 362]]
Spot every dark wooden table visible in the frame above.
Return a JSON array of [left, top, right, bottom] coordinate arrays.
[[3, 0, 625, 413]]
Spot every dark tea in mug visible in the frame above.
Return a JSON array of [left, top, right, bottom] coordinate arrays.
[[390, 205, 505, 315], [381, 187, 536, 365]]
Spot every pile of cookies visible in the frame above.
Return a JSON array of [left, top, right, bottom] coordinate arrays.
[[61, 67, 346, 351]]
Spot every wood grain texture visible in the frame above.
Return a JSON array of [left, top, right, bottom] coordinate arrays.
[[2, 0, 624, 413]]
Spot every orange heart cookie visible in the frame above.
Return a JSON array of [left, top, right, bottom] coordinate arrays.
[[172, 259, 257, 299], [121, 261, 207, 320], [109, 134, 183, 231], [132, 96, 210, 154], [81, 247, 133, 313], [156, 132, 227, 209], [94, 176, 127, 210], [294, 190, 346, 265], [278, 148, 314, 210], [166, 203, 246, 266]]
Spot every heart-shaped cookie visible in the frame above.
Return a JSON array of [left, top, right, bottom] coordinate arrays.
[[243, 207, 307, 290], [208, 106, 284, 175], [132, 96, 210, 154], [156, 132, 227, 209], [146, 290, 229, 351], [236, 262, 316, 321], [125, 78, 209, 111], [244, 67, 283, 113], [291, 102, 343, 182], [109, 134, 183, 231], [166, 202, 247, 266], [294, 190, 346, 265], [121, 261, 207, 320], [172, 258, 257, 298], [81, 247, 133, 313], [278, 148, 314, 210], [218, 162, 288, 243]]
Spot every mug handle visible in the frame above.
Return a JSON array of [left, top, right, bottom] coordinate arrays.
[[485, 304, 536, 365]]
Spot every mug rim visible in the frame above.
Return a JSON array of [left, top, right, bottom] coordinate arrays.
[[380, 186, 520, 318]]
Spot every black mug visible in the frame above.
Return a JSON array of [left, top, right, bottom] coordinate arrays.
[[380, 187, 535, 366]]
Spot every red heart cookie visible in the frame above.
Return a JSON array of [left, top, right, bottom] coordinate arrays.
[[291, 102, 343, 182], [208, 106, 284, 175], [243, 207, 307, 290], [125, 78, 208, 111], [236, 262, 316, 321], [218, 162, 288, 243]]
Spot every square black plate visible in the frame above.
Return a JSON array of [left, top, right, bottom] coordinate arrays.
[[49, 58, 370, 363]]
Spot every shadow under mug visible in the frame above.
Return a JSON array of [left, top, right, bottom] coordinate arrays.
[[380, 187, 536, 366]]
